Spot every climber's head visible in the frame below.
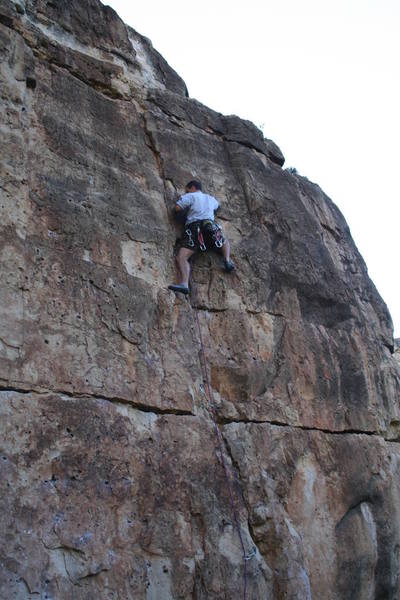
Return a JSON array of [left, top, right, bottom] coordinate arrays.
[[185, 180, 202, 193]]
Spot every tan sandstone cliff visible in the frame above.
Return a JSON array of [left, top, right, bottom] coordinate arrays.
[[1, 1, 400, 598]]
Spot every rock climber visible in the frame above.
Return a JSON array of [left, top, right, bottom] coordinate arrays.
[[168, 180, 234, 295]]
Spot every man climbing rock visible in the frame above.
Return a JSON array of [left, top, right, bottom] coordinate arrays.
[[168, 180, 234, 295]]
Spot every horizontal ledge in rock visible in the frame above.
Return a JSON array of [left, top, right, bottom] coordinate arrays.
[[0, 385, 195, 417], [219, 416, 384, 439]]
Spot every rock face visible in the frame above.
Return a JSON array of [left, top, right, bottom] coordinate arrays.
[[395, 339, 400, 366], [1, 1, 400, 598]]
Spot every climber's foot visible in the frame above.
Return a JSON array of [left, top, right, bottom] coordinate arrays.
[[223, 260, 235, 273]]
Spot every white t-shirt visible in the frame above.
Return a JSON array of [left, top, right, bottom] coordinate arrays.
[[177, 191, 219, 224]]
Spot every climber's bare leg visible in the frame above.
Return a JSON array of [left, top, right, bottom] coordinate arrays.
[[221, 238, 230, 262], [220, 238, 234, 272], [175, 247, 195, 288]]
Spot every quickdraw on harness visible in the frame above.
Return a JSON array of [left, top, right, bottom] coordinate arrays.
[[196, 224, 207, 252], [211, 222, 224, 248], [185, 226, 195, 248]]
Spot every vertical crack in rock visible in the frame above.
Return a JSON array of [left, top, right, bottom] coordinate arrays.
[[142, 110, 176, 223], [221, 429, 263, 556], [185, 297, 274, 595], [142, 113, 163, 180]]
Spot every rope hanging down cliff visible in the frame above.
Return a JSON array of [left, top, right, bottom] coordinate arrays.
[[186, 287, 256, 600]]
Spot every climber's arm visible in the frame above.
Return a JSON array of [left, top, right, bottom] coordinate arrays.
[[174, 192, 192, 215]]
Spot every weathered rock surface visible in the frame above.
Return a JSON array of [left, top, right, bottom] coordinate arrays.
[[1, 0, 399, 598], [395, 339, 400, 366]]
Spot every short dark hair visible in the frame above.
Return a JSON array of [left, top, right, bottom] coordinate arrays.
[[186, 180, 202, 191]]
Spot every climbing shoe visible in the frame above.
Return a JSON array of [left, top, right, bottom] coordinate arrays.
[[223, 260, 235, 273], [168, 284, 190, 295]]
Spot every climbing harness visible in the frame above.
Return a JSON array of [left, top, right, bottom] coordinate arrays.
[[181, 220, 225, 252], [201, 220, 224, 250], [187, 284, 255, 600]]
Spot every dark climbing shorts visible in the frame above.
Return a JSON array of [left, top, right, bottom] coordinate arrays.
[[179, 220, 225, 253]]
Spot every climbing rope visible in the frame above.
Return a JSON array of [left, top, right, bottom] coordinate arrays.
[[187, 284, 254, 600]]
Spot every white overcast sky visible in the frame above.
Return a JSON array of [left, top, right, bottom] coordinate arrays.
[[105, 0, 399, 337]]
